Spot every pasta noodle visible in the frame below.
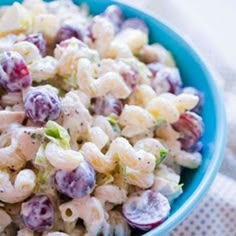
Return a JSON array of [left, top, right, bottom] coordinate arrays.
[[0, 169, 36, 203]]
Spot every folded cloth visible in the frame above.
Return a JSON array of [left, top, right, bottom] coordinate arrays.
[[168, 173, 236, 236]]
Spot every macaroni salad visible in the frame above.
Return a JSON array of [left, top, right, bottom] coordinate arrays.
[[0, 0, 204, 235]]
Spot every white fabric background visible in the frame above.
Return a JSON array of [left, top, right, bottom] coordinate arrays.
[[119, 0, 236, 235], [169, 173, 236, 236]]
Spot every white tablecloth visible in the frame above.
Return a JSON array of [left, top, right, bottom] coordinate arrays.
[[169, 173, 236, 236]]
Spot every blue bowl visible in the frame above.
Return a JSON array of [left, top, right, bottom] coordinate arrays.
[[1, 0, 227, 235]]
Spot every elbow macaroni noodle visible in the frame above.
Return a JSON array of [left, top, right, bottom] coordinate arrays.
[[81, 137, 156, 174], [87, 126, 109, 150], [77, 58, 131, 99], [92, 17, 115, 58], [29, 56, 58, 82], [92, 17, 133, 59], [0, 169, 36, 203], [59, 196, 106, 235], [45, 142, 84, 171], [126, 168, 155, 189], [32, 14, 60, 44], [94, 184, 127, 206], [119, 91, 198, 138], [113, 28, 148, 54], [0, 126, 42, 169], [12, 41, 41, 65]]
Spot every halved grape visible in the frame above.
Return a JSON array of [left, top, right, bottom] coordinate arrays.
[[182, 86, 204, 114], [172, 111, 204, 150], [57, 25, 84, 43], [121, 18, 149, 34], [151, 67, 182, 95], [0, 51, 32, 92], [90, 95, 123, 116], [54, 160, 96, 198], [102, 5, 124, 31], [121, 68, 139, 90], [122, 190, 170, 231], [24, 90, 61, 124], [21, 194, 54, 231], [24, 33, 46, 56]]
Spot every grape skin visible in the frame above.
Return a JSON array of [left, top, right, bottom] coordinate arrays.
[[0, 51, 32, 92], [151, 67, 183, 95], [24, 90, 61, 124], [21, 194, 54, 231], [54, 161, 96, 199], [122, 190, 170, 231], [172, 112, 204, 150], [90, 96, 123, 116], [57, 25, 84, 43]]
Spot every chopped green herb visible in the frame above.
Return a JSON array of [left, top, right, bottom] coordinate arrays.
[[156, 149, 168, 167], [44, 121, 70, 147], [107, 114, 118, 125], [31, 133, 36, 139], [107, 114, 121, 132]]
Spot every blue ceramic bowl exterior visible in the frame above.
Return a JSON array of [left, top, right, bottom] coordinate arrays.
[[1, 0, 227, 235]]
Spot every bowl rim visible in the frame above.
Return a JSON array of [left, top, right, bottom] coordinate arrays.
[[109, 1, 227, 235]]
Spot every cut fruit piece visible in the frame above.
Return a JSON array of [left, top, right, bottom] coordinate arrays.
[[0, 2, 32, 37], [90, 95, 123, 116], [172, 111, 204, 150], [122, 190, 170, 231], [21, 194, 54, 231], [54, 160, 96, 199], [0, 51, 32, 92], [24, 90, 61, 124]]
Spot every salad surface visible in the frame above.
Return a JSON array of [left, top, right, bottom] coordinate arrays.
[[0, 0, 204, 235]]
